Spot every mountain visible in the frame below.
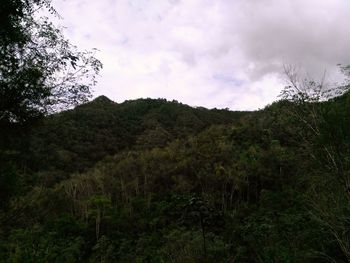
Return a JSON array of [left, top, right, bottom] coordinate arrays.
[[28, 96, 250, 180], [2, 94, 350, 262]]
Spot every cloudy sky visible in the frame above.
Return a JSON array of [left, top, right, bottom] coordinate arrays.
[[52, 0, 350, 110]]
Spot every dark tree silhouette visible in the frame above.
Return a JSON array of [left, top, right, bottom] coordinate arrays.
[[0, 0, 102, 125]]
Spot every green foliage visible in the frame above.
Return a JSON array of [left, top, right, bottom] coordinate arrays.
[[4, 226, 84, 263], [3, 1, 350, 261], [0, 0, 102, 125], [2, 87, 350, 261], [28, 97, 246, 176]]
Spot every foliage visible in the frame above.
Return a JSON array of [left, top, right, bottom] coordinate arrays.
[[3, 92, 349, 262], [2, 4, 350, 260], [0, 0, 102, 125], [0, 0, 101, 213]]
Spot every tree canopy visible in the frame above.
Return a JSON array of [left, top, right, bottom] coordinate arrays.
[[2, 1, 350, 262], [0, 0, 102, 125]]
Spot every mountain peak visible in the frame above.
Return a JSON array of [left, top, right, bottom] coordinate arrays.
[[92, 95, 114, 104]]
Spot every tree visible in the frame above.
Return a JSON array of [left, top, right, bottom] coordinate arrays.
[[0, 0, 102, 125], [0, 0, 102, 212], [281, 64, 350, 261], [280, 65, 350, 185]]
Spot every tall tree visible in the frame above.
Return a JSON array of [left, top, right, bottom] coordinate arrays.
[[0, 0, 102, 211], [0, 0, 102, 125], [281, 65, 350, 261]]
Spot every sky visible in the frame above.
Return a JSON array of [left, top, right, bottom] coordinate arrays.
[[51, 0, 350, 110]]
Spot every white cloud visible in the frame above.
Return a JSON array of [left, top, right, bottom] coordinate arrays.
[[51, 0, 350, 110]]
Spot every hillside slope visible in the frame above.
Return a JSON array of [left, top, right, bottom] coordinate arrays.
[[28, 96, 249, 178], [2, 95, 350, 262]]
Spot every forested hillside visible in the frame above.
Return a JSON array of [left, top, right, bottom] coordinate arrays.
[[1, 93, 350, 262], [2, 0, 350, 262], [28, 97, 248, 179]]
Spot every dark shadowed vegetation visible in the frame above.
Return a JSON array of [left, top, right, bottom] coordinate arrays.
[[2, 0, 350, 262], [2, 93, 350, 262]]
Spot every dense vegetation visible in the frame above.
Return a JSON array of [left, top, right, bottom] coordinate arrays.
[[1, 93, 350, 262], [2, 0, 350, 262]]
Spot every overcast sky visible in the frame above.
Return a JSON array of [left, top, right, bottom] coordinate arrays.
[[52, 0, 350, 110]]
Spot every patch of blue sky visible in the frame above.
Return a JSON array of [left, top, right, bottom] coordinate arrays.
[[212, 73, 245, 87]]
